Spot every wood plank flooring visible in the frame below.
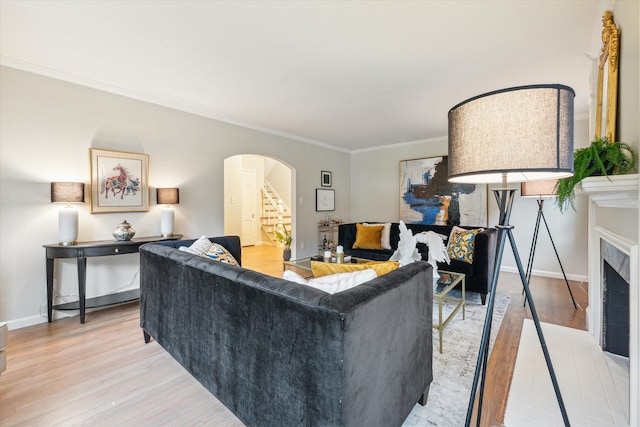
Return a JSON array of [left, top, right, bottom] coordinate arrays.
[[0, 245, 587, 426]]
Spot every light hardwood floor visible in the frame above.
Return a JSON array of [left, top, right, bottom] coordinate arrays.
[[0, 245, 587, 426]]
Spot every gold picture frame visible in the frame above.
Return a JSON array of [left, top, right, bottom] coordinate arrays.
[[595, 11, 620, 142], [89, 148, 149, 213]]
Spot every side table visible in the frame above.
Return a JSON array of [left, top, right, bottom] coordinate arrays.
[[44, 234, 182, 323], [433, 270, 466, 353]]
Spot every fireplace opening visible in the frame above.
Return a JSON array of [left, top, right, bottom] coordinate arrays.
[[602, 260, 629, 357]]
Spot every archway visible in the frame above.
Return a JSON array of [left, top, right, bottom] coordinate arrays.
[[223, 155, 294, 256]]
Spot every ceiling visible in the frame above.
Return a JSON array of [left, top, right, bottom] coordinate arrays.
[[0, 1, 608, 152]]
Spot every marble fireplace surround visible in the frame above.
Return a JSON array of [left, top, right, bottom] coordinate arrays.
[[581, 174, 638, 426]]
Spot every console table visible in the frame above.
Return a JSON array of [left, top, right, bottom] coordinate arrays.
[[44, 235, 182, 323]]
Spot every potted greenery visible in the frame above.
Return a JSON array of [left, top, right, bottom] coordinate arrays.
[[556, 137, 638, 212], [274, 225, 293, 260]]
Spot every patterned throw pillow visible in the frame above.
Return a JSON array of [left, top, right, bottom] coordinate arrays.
[[179, 236, 239, 266], [202, 242, 239, 266], [447, 227, 483, 264]]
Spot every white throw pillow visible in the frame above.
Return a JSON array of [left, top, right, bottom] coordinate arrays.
[[305, 268, 377, 294], [179, 235, 213, 255], [363, 222, 392, 250]]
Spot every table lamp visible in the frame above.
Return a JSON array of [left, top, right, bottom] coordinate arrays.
[[520, 179, 577, 309], [448, 84, 574, 426], [51, 182, 85, 245], [157, 188, 179, 237]]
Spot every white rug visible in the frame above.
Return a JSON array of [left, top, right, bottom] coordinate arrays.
[[403, 291, 510, 427], [504, 319, 630, 427]]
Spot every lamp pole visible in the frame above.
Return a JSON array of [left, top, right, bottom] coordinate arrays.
[[465, 187, 570, 427], [524, 198, 578, 309]]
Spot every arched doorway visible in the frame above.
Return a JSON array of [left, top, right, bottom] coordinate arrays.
[[223, 155, 294, 255]]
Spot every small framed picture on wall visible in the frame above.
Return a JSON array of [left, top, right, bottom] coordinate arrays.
[[316, 188, 335, 211], [321, 171, 332, 187]]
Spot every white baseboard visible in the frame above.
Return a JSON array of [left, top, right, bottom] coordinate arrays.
[[6, 308, 79, 330], [499, 266, 588, 283], [6, 314, 48, 330]]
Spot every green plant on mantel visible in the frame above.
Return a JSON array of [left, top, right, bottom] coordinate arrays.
[[556, 137, 638, 212], [274, 225, 292, 250]]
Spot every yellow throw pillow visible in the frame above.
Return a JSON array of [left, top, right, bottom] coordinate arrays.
[[352, 223, 384, 250], [311, 260, 399, 278]]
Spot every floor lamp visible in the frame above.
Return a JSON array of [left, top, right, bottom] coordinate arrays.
[[448, 84, 575, 427], [520, 180, 577, 309]]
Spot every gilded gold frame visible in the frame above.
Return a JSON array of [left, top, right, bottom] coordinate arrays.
[[595, 11, 620, 142]]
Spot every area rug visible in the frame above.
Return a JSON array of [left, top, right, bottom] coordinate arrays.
[[504, 319, 629, 427], [402, 291, 510, 427]]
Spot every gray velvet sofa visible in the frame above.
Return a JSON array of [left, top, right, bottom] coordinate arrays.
[[139, 236, 433, 427], [339, 223, 497, 304]]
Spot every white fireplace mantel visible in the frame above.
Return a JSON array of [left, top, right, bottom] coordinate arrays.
[[578, 173, 639, 208], [580, 173, 638, 426]]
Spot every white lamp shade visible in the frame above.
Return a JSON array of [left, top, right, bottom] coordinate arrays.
[[160, 206, 175, 237], [448, 84, 575, 184], [58, 205, 78, 245]]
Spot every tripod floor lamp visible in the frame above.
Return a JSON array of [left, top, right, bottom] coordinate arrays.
[[448, 84, 575, 427], [520, 180, 577, 309]]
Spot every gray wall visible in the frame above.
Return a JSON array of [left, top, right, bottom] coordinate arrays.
[[0, 66, 349, 326]]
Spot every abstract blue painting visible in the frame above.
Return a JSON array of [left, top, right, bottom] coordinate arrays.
[[399, 156, 487, 227]]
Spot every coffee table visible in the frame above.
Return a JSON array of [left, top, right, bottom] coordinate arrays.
[[433, 270, 466, 353]]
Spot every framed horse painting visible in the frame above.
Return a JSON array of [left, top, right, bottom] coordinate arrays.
[[89, 148, 149, 213]]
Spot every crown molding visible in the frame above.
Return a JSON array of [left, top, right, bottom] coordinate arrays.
[[0, 56, 349, 153]]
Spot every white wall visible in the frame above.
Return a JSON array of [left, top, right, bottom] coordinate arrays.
[[350, 137, 448, 222], [0, 66, 350, 327]]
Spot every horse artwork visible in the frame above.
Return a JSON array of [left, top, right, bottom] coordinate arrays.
[[90, 149, 149, 213], [101, 164, 140, 200]]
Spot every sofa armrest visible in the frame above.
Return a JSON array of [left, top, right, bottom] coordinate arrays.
[[338, 223, 357, 250], [472, 228, 497, 288]]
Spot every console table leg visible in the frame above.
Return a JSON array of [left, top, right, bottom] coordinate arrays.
[[46, 258, 54, 322], [77, 256, 87, 324]]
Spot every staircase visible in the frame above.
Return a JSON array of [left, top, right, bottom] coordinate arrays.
[[260, 181, 291, 246]]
